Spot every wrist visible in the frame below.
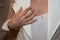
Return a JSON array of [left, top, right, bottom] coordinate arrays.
[[8, 20, 23, 30], [8, 20, 16, 30]]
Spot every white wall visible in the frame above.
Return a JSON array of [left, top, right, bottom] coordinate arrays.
[[48, 0, 60, 40]]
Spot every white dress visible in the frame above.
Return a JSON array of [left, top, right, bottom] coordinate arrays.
[[31, 13, 48, 40], [17, 13, 48, 40]]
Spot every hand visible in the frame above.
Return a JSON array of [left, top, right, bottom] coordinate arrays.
[[8, 7, 37, 29]]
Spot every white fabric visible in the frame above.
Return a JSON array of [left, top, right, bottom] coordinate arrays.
[[31, 13, 48, 40], [17, 25, 32, 40], [2, 19, 11, 31], [48, 0, 60, 40]]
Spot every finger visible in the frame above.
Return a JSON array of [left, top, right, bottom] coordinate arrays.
[[11, 6, 15, 14], [23, 10, 37, 22], [21, 7, 32, 15], [24, 19, 37, 25], [16, 7, 23, 15], [24, 9, 35, 18], [8, 6, 15, 19]]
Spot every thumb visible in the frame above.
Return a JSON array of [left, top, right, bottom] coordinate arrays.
[[16, 7, 23, 14], [8, 6, 15, 19]]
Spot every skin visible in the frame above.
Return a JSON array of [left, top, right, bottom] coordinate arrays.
[[8, 7, 37, 30], [31, 0, 48, 16]]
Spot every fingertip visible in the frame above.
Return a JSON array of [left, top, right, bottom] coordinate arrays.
[[27, 7, 32, 10], [20, 6, 23, 9]]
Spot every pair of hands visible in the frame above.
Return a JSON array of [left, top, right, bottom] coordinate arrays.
[[8, 7, 38, 30]]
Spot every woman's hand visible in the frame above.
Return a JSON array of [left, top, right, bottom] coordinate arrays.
[[8, 7, 37, 29]]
